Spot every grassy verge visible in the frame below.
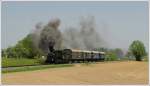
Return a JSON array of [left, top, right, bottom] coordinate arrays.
[[2, 58, 44, 68], [2, 64, 74, 73]]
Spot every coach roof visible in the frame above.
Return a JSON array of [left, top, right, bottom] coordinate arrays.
[[71, 49, 105, 54]]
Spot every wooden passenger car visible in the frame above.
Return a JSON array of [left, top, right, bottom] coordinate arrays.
[[63, 49, 105, 63]]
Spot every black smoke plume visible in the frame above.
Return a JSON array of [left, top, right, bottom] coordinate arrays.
[[30, 16, 107, 55], [31, 18, 62, 55]]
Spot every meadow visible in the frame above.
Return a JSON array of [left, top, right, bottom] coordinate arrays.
[[2, 57, 44, 68]]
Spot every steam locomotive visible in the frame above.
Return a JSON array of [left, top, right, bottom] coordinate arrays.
[[45, 42, 105, 64]]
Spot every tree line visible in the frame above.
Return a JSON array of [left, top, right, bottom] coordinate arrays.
[[2, 34, 148, 61]]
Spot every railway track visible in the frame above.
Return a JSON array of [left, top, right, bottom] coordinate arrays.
[[2, 61, 130, 72], [2, 64, 50, 71], [2, 63, 74, 72]]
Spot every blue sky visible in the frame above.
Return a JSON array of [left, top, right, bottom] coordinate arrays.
[[2, 1, 149, 52]]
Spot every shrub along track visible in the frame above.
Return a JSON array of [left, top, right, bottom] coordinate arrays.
[[2, 61, 148, 85]]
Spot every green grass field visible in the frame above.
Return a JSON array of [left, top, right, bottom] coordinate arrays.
[[2, 57, 74, 73], [2, 58, 43, 68], [2, 57, 148, 73]]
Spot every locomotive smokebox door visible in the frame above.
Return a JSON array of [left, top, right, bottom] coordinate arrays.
[[45, 52, 55, 63]]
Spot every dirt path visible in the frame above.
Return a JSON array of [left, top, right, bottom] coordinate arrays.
[[2, 61, 149, 85]]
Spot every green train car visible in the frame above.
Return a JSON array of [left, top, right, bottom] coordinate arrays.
[[46, 49, 105, 64]]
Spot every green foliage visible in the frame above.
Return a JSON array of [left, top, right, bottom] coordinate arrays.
[[95, 47, 122, 61], [2, 57, 43, 67], [2, 49, 7, 57], [2, 34, 43, 59], [105, 52, 118, 61], [129, 40, 146, 61]]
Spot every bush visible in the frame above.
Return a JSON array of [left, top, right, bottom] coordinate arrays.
[[105, 52, 118, 61]]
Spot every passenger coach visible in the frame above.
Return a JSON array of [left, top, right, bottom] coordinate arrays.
[[46, 49, 105, 64]]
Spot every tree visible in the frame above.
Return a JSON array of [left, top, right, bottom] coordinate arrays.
[[2, 49, 7, 58], [4, 34, 43, 58], [17, 34, 43, 58], [129, 40, 146, 61]]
